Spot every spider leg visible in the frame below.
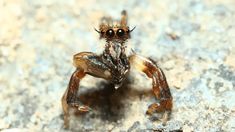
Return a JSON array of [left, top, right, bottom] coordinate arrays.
[[129, 54, 173, 122], [120, 10, 127, 26], [61, 69, 87, 128], [62, 52, 112, 128]]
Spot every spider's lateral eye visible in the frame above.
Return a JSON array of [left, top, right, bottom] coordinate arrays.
[[106, 29, 114, 38], [117, 29, 125, 37]]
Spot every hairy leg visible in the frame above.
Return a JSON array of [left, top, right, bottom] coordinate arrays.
[[120, 10, 127, 26], [62, 52, 112, 128], [129, 54, 172, 122], [61, 69, 90, 128]]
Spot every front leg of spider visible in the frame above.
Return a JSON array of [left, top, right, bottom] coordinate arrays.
[[129, 54, 173, 122], [61, 69, 89, 128], [61, 52, 113, 128]]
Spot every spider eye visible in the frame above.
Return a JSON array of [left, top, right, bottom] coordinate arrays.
[[106, 29, 114, 38], [117, 29, 125, 37]]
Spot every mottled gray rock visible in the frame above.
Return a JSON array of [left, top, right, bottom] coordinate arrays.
[[0, 0, 235, 132]]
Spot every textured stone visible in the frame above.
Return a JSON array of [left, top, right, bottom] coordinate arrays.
[[0, 0, 235, 131]]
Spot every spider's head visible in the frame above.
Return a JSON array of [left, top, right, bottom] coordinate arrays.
[[95, 10, 135, 44]]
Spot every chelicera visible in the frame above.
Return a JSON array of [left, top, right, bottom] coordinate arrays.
[[61, 10, 173, 128]]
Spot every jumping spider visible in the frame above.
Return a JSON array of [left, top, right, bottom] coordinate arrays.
[[62, 10, 173, 128]]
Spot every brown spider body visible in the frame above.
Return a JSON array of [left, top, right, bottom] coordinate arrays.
[[62, 10, 173, 128]]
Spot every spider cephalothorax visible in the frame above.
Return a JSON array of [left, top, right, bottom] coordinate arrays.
[[62, 10, 173, 129], [95, 10, 135, 43], [94, 10, 136, 87]]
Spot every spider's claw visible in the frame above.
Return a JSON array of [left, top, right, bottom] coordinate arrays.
[[70, 102, 91, 112], [78, 105, 91, 112], [146, 103, 171, 125], [146, 103, 161, 115]]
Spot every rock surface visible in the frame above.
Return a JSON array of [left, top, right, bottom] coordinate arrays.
[[0, 0, 235, 131]]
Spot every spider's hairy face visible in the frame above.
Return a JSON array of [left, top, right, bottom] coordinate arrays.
[[95, 10, 134, 43], [98, 24, 131, 43]]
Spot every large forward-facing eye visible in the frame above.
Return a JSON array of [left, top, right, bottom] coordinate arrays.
[[116, 29, 125, 37], [106, 29, 115, 38]]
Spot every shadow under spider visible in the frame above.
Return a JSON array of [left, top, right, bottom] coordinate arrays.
[[75, 79, 153, 122]]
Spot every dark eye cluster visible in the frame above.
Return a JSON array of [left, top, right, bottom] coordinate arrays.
[[106, 29, 115, 38], [106, 29, 126, 38]]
